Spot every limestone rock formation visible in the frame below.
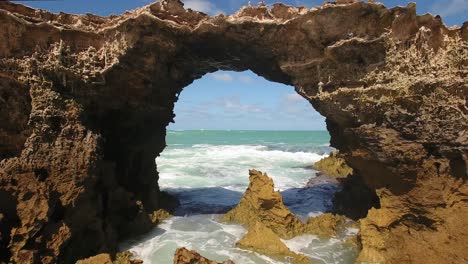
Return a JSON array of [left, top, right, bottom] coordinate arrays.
[[312, 151, 353, 178], [76, 254, 113, 264], [114, 251, 144, 264], [148, 209, 171, 225], [222, 170, 303, 238], [304, 213, 347, 237], [173, 247, 234, 264], [0, 0, 466, 263], [75, 252, 143, 264], [236, 221, 312, 264]]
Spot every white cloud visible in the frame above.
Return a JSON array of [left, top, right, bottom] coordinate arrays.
[[212, 72, 234, 82], [223, 101, 264, 113], [219, 95, 265, 113], [432, 0, 468, 17], [182, 0, 224, 15]]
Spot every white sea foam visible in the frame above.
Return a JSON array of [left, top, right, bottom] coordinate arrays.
[[125, 136, 357, 264], [126, 215, 357, 264], [157, 144, 327, 192]]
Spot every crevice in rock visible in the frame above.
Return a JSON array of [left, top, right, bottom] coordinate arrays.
[[449, 153, 468, 180], [0, 73, 32, 160], [0, 190, 19, 262], [332, 174, 381, 220], [34, 168, 49, 182]]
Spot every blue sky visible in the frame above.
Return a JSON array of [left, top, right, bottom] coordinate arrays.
[[14, 0, 467, 130], [171, 71, 324, 130]]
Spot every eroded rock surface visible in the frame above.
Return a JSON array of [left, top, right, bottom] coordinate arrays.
[[304, 213, 347, 238], [237, 221, 312, 264], [225, 169, 354, 262], [0, 0, 466, 263], [76, 254, 113, 264], [173, 248, 234, 264], [312, 151, 353, 178], [222, 170, 303, 239]]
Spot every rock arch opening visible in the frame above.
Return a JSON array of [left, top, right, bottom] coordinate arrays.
[[157, 69, 333, 211], [132, 69, 365, 262]]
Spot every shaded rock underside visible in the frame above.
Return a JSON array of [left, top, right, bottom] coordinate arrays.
[[0, 0, 467, 263]]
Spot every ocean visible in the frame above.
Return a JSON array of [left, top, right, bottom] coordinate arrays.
[[125, 130, 358, 264]]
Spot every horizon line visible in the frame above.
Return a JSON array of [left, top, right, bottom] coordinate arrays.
[[166, 129, 328, 132]]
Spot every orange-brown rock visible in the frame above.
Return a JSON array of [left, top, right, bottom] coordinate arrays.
[[312, 151, 353, 178], [114, 251, 144, 264], [222, 170, 303, 238], [76, 254, 113, 264], [148, 209, 172, 225], [0, 1, 466, 263], [236, 221, 312, 264], [304, 213, 347, 238], [173, 247, 234, 264]]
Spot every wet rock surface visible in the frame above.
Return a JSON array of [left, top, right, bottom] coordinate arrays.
[[0, 0, 466, 263], [173, 247, 234, 264]]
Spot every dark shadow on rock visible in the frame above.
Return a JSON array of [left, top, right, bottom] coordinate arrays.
[[0, 190, 19, 262], [333, 174, 381, 220]]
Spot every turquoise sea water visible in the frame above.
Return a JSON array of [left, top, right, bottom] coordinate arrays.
[[158, 130, 332, 191], [165, 130, 331, 147], [126, 130, 358, 264]]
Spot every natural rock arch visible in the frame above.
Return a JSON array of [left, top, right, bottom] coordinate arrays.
[[0, 1, 466, 263]]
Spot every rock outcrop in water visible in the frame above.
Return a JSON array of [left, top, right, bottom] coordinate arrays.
[[236, 221, 312, 264], [222, 170, 303, 239], [0, 0, 466, 263], [76, 254, 113, 264], [312, 152, 353, 178], [225, 169, 351, 262], [173, 248, 234, 264], [75, 252, 144, 264], [303, 213, 347, 238]]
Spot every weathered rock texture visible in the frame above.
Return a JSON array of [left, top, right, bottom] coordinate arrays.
[[173, 247, 234, 264], [223, 170, 303, 238], [225, 170, 351, 262], [76, 254, 113, 264], [0, 0, 466, 263], [312, 151, 353, 178], [236, 221, 312, 264], [303, 213, 347, 238], [223, 169, 349, 240]]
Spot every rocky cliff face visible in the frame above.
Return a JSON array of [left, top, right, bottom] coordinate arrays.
[[0, 0, 466, 263]]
